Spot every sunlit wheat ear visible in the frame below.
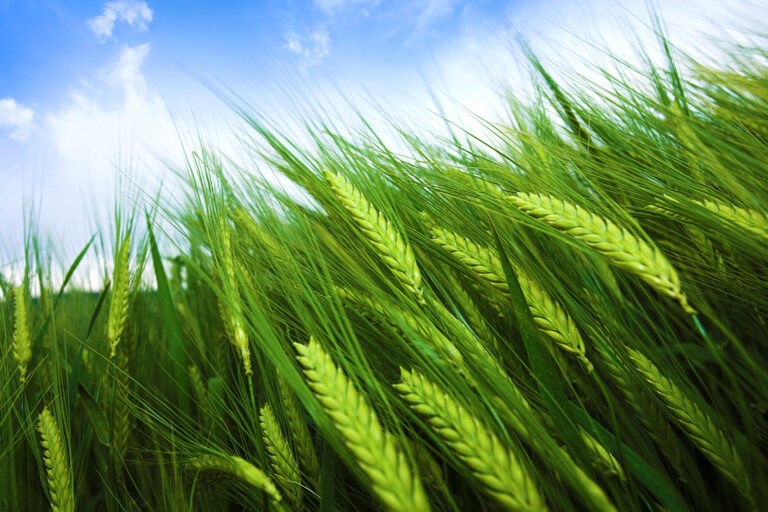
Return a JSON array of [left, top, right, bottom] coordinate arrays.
[[696, 200, 768, 241], [430, 227, 592, 370], [626, 347, 749, 497], [260, 403, 302, 506], [277, 374, 321, 484], [12, 285, 32, 384], [218, 224, 253, 376], [395, 368, 546, 512], [107, 234, 131, 359], [38, 407, 75, 512], [294, 337, 430, 512], [189, 454, 282, 505], [510, 193, 696, 314], [323, 170, 425, 303]]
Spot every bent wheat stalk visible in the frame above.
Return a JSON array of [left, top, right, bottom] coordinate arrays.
[[38, 407, 75, 512], [510, 193, 695, 313], [295, 337, 430, 512], [324, 170, 424, 303], [395, 368, 546, 512], [626, 347, 749, 498]]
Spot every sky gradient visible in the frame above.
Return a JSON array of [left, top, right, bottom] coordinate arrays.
[[1, 0, 765, 274]]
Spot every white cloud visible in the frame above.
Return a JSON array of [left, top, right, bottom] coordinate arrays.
[[0, 98, 35, 142], [284, 30, 331, 69], [88, 0, 153, 42]]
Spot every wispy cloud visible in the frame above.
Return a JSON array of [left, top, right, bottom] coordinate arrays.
[[313, 0, 376, 13], [88, 0, 153, 42], [0, 98, 35, 142], [284, 30, 331, 69]]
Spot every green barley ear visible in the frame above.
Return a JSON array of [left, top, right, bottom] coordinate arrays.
[[430, 228, 592, 371], [260, 403, 302, 506], [12, 285, 32, 384], [510, 193, 696, 314], [335, 286, 466, 375], [696, 200, 768, 241], [107, 234, 131, 358], [189, 364, 209, 422], [189, 453, 282, 505], [295, 337, 430, 512], [218, 223, 253, 376], [395, 368, 546, 512], [323, 170, 424, 303], [626, 347, 749, 498], [38, 407, 75, 512], [276, 374, 321, 483]]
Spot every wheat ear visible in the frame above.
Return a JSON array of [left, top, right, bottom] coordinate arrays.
[[260, 403, 302, 506], [189, 364, 209, 421], [395, 368, 545, 512], [510, 193, 695, 313], [295, 337, 430, 512], [324, 170, 424, 303], [107, 234, 131, 358], [12, 285, 32, 384], [597, 348, 684, 473], [697, 200, 768, 241], [189, 454, 282, 504], [335, 286, 466, 374], [38, 407, 75, 512], [626, 347, 749, 497], [430, 227, 592, 370], [218, 223, 252, 375], [276, 374, 321, 483]]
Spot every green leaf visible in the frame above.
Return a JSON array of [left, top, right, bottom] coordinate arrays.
[[79, 382, 111, 446]]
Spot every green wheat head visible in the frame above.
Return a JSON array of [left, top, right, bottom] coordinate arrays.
[[295, 337, 431, 512]]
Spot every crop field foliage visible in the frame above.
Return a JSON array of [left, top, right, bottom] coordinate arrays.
[[2, 26, 768, 512]]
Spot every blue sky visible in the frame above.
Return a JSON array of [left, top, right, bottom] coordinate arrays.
[[1, 0, 765, 275]]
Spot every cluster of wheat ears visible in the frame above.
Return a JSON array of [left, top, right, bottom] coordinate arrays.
[[2, 27, 768, 512]]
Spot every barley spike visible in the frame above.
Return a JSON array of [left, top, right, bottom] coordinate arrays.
[[295, 337, 430, 512], [510, 193, 695, 313]]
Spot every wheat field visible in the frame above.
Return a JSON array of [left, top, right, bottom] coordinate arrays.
[[2, 27, 767, 512]]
